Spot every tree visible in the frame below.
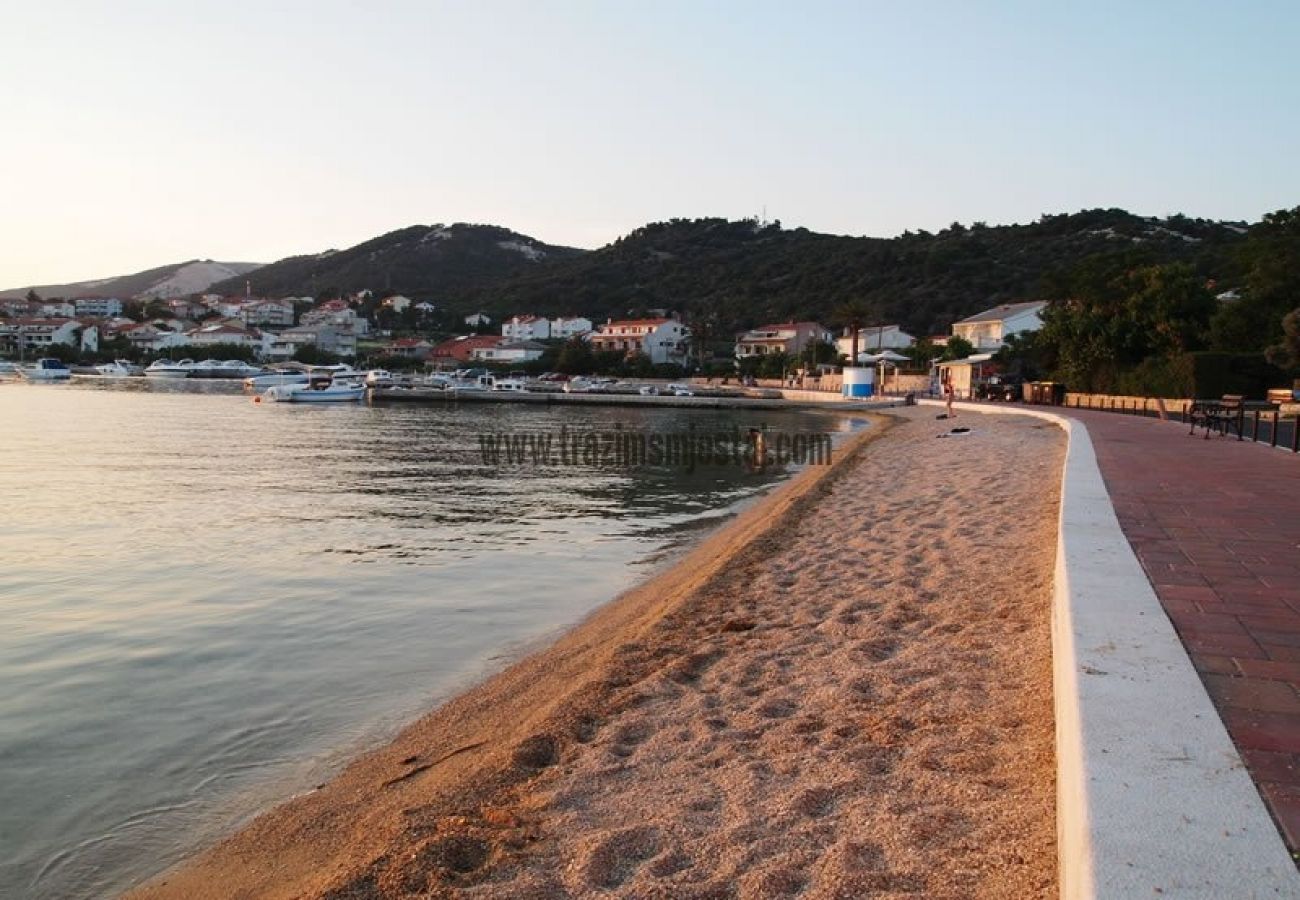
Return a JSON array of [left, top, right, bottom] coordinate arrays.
[[941, 335, 975, 361], [25, 289, 41, 305], [555, 336, 594, 374], [800, 339, 838, 367], [832, 300, 869, 366], [1266, 308, 1300, 372]]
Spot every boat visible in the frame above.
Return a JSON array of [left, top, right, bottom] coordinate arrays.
[[491, 377, 529, 393], [241, 366, 306, 392], [145, 359, 196, 379], [19, 358, 73, 381], [263, 375, 367, 403], [0, 361, 23, 381], [365, 369, 396, 388], [93, 360, 142, 377]]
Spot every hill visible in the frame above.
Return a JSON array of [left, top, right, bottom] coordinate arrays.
[[207, 224, 586, 300], [461, 210, 1250, 336], [0, 260, 263, 301]]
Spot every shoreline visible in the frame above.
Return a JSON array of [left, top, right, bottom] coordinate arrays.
[[131, 410, 1063, 897]]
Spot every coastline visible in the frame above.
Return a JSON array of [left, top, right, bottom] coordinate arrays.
[[130, 409, 1064, 898]]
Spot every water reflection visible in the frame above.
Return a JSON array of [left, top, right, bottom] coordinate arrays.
[[0, 383, 856, 900]]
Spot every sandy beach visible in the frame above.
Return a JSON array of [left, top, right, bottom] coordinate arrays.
[[132, 408, 1065, 899]]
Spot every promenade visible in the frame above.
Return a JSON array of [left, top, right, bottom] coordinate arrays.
[[1070, 408, 1300, 852]]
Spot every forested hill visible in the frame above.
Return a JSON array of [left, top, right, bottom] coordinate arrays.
[[464, 210, 1249, 336], [207, 223, 586, 299], [207, 210, 1253, 337]]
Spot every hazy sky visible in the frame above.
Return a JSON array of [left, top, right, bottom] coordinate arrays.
[[2, 0, 1297, 286]]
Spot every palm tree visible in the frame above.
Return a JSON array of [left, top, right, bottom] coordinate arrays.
[[833, 300, 870, 366]]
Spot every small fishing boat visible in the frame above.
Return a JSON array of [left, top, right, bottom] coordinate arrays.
[[263, 375, 366, 403]]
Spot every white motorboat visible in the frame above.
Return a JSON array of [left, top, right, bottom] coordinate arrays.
[[145, 359, 195, 379], [19, 358, 73, 381], [365, 369, 396, 388], [263, 375, 366, 403], [491, 377, 529, 393], [241, 366, 306, 392], [94, 360, 141, 377]]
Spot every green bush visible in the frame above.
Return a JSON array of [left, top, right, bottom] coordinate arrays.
[[1111, 352, 1283, 399]]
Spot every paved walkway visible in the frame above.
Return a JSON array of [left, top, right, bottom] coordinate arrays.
[[1068, 409, 1300, 853]]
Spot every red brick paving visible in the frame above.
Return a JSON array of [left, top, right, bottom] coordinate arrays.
[[1069, 410, 1300, 854]]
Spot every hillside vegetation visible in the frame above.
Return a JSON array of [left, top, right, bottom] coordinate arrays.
[[211, 209, 1253, 339]]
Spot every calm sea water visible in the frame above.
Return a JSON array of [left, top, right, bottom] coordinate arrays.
[[0, 381, 853, 899]]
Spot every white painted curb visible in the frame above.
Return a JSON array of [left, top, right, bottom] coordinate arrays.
[[922, 400, 1300, 898]]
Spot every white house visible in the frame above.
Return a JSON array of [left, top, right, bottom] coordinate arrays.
[[951, 301, 1047, 350], [590, 318, 691, 365], [0, 317, 83, 353], [382, 294, 412, 313], [125, 323, 189, 352], [240, 299, 295, 327], [470, 339, 547, 363], [185, 322, 262, 350], [735, 322, 835, 359], [464, 311, 492, 327], [73, 297, 123, 318], [501, 314, 551, 341], [265, 325, 356, 360], [302, 300, 370, 337], [834, 324, 914, 361], [551, 316, 594, 340], [39, 301, 77, 318]]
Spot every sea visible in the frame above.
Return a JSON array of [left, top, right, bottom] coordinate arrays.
[[0, 380, 856, 899]]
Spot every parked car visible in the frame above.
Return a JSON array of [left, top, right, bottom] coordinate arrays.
[[976, 374, 1023, 402]]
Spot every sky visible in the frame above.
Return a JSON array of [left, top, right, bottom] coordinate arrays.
[[1, 0, 1297, 287]]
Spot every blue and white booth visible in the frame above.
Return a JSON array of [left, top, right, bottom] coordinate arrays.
[[842, 366, 875, 398]]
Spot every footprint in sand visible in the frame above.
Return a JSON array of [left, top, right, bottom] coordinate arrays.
[[579, 825, 662, 889]]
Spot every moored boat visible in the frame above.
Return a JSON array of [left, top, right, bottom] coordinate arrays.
[[263, 375, 366, 403], [93, 360, 142, 377], [19, 358, 73, 381], [145, 359, 195, 379]]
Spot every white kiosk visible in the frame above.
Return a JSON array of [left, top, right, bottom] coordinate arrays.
[[842, 366, 875, 398]]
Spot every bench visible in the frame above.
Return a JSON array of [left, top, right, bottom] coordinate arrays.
[[1188, 395, 1245, 440]]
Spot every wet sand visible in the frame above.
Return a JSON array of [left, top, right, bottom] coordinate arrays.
[[132, 409, 1064, 899]]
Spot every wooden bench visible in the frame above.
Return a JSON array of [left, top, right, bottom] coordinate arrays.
[[1188, 395, 1245, 439]]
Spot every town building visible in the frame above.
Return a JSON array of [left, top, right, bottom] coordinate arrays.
[[590, 318, 691, 365], [950, 301, 1047, 350], [427, 335, 504, 366], [265, 325, 356, 360], [239, 299, 295, 327], [302, 299, 370, 336], [166, 298, 209, 320], [464, 311, 492, 328], [38, 301, 77, 318], [382, 295, 412, 313], [124, 323, 189, 352], [0, 318, 83, 353], [73, 297, 124, 318], [834, 324, 915, 361], [550, 316, 594, 339], [735, 321, 835, 359], [185, 322, 262, 350], [384, 337, 434, 357], [471, 340, 546, 363], [501, 314, 551, 341]]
